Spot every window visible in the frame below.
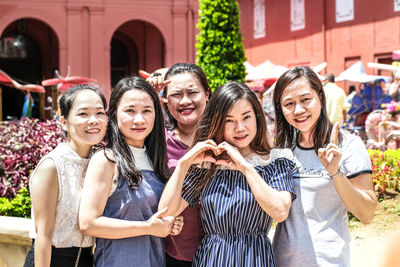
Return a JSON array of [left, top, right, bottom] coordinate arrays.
[[374, 53, 393, 77], [336, 0, 354, 23], [0, 35, 27, 58], [253, 0, 265, 39], [395, 0, 400, 12], [291, 0, 305, 31]]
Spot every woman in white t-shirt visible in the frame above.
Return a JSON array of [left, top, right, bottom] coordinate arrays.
[[271, 66, 377, 267]]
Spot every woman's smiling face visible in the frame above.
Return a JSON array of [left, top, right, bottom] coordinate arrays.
[[165, 72, 209, 128], [117, 89, 155, 148], [62, 89, 107, 147], [223, 98, 257, 156], [280, 77, 322, 137]]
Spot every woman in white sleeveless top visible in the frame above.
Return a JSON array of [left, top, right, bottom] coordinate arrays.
[[24, 84, 108, 267]]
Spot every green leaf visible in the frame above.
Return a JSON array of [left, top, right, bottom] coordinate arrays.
[[196, 0, 247, 91]]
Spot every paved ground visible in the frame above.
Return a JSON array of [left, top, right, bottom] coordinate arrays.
[[269, 222, 400, 267], [350, 223, 400, 267]]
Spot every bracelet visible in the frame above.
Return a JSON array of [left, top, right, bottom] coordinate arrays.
[[330, 170, 342, 180]]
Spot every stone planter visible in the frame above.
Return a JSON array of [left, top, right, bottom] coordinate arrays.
[[0, 216, 31, 267]]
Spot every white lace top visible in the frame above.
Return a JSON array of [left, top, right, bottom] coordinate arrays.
[[29, 143, 95, 248]]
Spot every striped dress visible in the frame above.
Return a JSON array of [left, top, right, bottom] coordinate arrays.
[[182, 149, 296, 267]]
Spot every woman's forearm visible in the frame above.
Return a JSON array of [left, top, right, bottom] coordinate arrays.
[[158, 161, 190, 216], [242, 164, 291, 222], [333, 173, 377, 224], [80, 216, 152, 239], [34, 235, 52, 267]]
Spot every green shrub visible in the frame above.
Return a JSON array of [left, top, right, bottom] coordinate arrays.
[[196, 0, 247, 91], [0, 187, 31, 218]]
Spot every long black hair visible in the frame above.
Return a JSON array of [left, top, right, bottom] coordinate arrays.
[[273, 66, 341, 153], [162, 63, 211, 130], [193, 81, 271, 189], [106, 76, 170, 189]]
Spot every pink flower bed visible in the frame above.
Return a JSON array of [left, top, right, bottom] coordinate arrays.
[[0, 119, 65, 198]]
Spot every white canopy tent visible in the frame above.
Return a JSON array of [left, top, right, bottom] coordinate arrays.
[[245, 60, 288, 81], [336, 61, 391, 83], [244, 60, 289, 95]]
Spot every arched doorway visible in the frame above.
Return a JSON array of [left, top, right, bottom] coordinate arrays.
[[0, 18, 59, 120], [110, 20, 165, 88], [110, 34, 139, 88]]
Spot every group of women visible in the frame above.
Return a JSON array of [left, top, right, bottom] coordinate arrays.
[[24, 63, 377, 267]]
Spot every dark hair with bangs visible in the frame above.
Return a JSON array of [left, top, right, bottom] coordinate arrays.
[[162, 63, 211, 130], [193, 81, 271, 189], [106, 76, 170, 189], [59, 83, 107, 119], [58, 84, 107, 136], [273, 66, 341, 153]]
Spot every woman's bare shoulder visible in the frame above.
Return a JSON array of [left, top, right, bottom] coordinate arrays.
[[91, 148, 115, 164]]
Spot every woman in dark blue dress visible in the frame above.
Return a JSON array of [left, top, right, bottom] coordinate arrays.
[[79, 77, 183, 267], [159, 81, 296, 266]]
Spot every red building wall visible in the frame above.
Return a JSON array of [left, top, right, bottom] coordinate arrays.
[[239, 0, 400, 86], [0, 0, 199, 98], [2, 0, 400, 116]]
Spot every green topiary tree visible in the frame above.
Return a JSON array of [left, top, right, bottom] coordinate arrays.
[[196, 0, 247, 91]]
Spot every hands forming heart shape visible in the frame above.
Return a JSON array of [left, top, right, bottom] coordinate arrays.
[[197, 141, 240, 169], [204, 147, 230, 161], [182, 140, 245, 170]]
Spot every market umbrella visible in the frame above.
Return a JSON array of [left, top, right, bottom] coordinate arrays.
[[42, 76, 97, 92], [367, 62, 400, 74], [392, 49, 400, 60], [0, 69, 45, 93], [42, 68, 97, 92], [0, 69, 45, 118]]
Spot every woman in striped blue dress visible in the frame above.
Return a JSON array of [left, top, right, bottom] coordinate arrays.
[[159, 81, 296, 266]]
